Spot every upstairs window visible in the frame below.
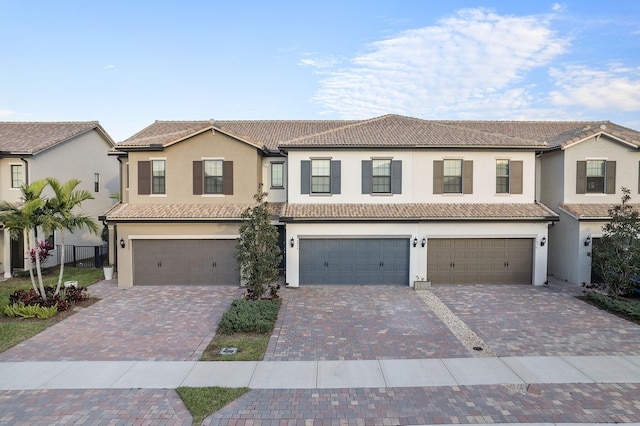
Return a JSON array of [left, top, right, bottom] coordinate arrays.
[[496, 160, 510, 194], [443, 159, 463, 193], [586, 160, 605, 193], [271, 162, 284, 189], [204, 160, 223, 194], [151, 160, 165, 194], [311, 159, 331, 194], [372, 159, 391, 193], [11, 165, 23, 188]]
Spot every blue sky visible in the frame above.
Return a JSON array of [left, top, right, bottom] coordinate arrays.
[[1, 1, 640, 141]]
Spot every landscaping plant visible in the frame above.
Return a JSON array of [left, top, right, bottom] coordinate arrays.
[[235, 185, 282, 300], [590, 187, 640, 297]]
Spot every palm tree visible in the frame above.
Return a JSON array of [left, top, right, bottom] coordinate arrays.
[[0, 180, 50, 301], [45, 178, 98, 295]]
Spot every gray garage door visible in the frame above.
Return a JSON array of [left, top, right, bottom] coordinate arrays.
[[133, 239, 239, 285], [427, 238, 532, 284], [299, 238, 409, 285]]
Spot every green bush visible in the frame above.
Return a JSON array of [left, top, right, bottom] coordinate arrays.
[[583, 293, 640, 323], [3, 302, 58, 319], [217, 299, 280, 335]]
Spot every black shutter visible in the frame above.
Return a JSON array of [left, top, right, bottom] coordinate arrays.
[[193, 161, 202, 195], [606, 161, 616, 194], [433, 161, 443, 194], [331, 160, 341, 194], [576, 161, 586, 194], [463, 160, 473, 194], [362, 160, 372, 194], [301, 160, 310, 194], [391, 160, 402, 194], [223, 161, 233, 195], [510, 161, 523, 194]]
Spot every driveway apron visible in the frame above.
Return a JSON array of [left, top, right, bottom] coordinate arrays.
[[0, 282, 243, 361]]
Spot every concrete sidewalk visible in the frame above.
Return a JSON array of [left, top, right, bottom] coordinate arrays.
[[2, 354, 640, 391]]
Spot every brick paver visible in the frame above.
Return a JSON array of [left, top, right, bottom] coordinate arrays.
[[204, 383, 640, 425], [265, 286, 469, 361], [0, 282, 243, 361], [431, 283, 640, 357], [0, 389, 191, 425]]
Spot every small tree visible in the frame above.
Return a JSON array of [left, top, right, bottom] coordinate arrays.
[[591, 187, 640, 297], [236, 185, 282, 300]]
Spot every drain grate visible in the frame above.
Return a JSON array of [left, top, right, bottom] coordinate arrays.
[[219, 347, 238, 355]]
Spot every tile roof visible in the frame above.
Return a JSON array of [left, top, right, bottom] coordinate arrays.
[[114, 114, 640, 152], [0, 122, 112, 154], [106, 202, 286, 220], [281, 202, 559, 221], [559, 203, 640, 219]]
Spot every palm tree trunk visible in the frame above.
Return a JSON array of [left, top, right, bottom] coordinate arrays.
[[31, 229, 46, 302], [55, 229, 65, 295], [25, 229, 38, 294]]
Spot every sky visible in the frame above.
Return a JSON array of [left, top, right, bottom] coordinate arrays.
[[1, 1, 640, 142]]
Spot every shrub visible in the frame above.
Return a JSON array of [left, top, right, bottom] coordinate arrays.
[[3, 302, 58, 319], [217, 299, 280, 335], [583, 293, 640, 323], [8, 285, 88, 312]]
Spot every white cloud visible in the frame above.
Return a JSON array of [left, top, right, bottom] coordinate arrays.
[[104, 64, 116, 70], [0, 109, 17, 118], [299, 56, 341, 69], [307, 8, 570, 119], [550, 65, 640, 111]]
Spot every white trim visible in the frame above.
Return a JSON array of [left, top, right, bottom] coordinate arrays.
[[562, 131, 638, 150], [128, 235, 239, 240]]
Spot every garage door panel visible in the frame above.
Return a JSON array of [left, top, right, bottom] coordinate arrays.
[[300, 238, 408, 285], [133, 239, 239, 285], [427, 238, 532, 284]]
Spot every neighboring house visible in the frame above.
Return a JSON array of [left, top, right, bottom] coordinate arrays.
[[536, 123, 640, 285], [107, 115, 562, 288], [0, 122, 118, 278]]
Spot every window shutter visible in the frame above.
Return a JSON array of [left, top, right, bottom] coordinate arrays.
[[463, 160, 473, 194], [301, 161, 310, 194], [510, 161, 523, 194], [331, 160, 341, 194], [193, 161, 202, 195], [362, 160, 372, 194], [433, 161, 443, 194], [576, 161, 586, 194], [391, 160, 402, 194], [223, 161, 233, 195], [138, 161, 150, 195], [606, 160, 616, 194]]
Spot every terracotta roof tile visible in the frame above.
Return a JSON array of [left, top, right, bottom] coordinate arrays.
[[0, 121, 112, 154], [106, 202, 285, 220], [559, 203, 640, 219], [281, 203, 558, 221]]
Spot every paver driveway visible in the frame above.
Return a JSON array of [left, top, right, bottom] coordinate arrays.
[[0, 281, 243, 361]]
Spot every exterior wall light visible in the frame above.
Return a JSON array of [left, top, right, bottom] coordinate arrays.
[[584, 235, 591, 246], [290, 238, 294, 248], [119, 238, 125, 249], [540, 236, 546, 247], [421, 237, 426, 247], [413, 237, 418, 247]]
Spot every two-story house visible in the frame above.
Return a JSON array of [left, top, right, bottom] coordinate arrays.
[[0, 121, 117, 278], [107, 115, 561, 288]]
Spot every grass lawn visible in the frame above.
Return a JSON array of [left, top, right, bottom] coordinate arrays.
[[200, 333, 270, 361], [176, 386, 250, 425], [0, 266, 104, 352]]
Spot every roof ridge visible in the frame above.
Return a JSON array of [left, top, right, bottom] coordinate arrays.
[[430, 121, 547, 146], [281, 114, 401, 144]]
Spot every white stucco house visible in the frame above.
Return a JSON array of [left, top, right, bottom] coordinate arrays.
[[0, 121, 118, 278]]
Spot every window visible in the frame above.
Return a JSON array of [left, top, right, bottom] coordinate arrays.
[[204, 160, 223, 194], [443, 159, 463, 193], [271, 162, 284, 189], [94, 173, 100, 192], [311, 159, 331, 193], [11, 165, 22, 188], [496, 160, 510, 194], [151, 160, 165, 194], [372, 159, 391, 193], [586, 160, 605, 193]]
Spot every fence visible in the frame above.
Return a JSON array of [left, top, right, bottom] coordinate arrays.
[[56, 244, 108, 268]]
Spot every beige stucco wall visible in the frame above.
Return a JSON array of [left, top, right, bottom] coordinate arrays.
[[538, 149, 564, 209], [115, 221, 241, 287], [125, 130, 262, 205]]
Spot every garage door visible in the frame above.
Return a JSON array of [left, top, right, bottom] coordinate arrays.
[[299, 238, 409, 285], [427, 238, 532, 284], [133, 239, 239, 285]]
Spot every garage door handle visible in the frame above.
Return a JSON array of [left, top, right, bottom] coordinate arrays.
[[158, 261, 162, 267], [324, 261, 328, 267], [212, 262, 217, 268]]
